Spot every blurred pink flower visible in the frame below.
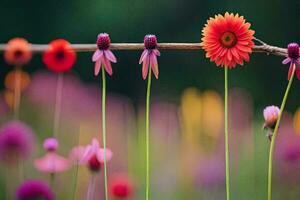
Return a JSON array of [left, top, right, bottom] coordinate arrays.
[[139, 35, 160, 79], [92, 33, 117, 76], [34, 138, 70, 173], [69, 146, 85, 164], [81, 138, 112, 172]]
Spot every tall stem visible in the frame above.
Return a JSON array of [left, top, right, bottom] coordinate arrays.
[[14, 67, 21, 119], [145, 68, 152, 200], [224, 66, 230, 200], [53, 73, 64, 138], [101, 67, 109, 200], [87, 174, 96, 200], [267, 64, 296, 200]]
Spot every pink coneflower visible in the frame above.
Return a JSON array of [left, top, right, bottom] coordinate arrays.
[[282, 43, 300, 80], [109, 174, 134, 199], [34, 138, 70, 173], [16, 180, 55, 200], [92, 33, 117, 76], [80, 138, 112, 172], [0, 121, 34, 163], [263, 105, 280, 130], [139, 34, 161, 79]]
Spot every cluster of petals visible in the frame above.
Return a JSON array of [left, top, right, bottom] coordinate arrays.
[[34, 138, 70, 173], [201, 12, 255, 68], [4, 38, 32, 66], [80, 138, 113, 172]]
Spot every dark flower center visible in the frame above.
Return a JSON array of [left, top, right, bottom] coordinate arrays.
[[144, 35, 157, 49], [287, 43, 299, 59], [220, 31, 237, 48], [97, 33, 111, 50], [14, 49, 23, 59], [55, 50, 65, 61], [88, 154, 102, 172]]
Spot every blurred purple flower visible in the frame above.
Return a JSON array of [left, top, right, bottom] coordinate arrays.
[[34, 138, 70, 173], [139, 35, 160, 79], [0, 121, 34, 163], [92, 33, 117, 76], [16, 179, 55, 200], [195, 157, 225, 188]]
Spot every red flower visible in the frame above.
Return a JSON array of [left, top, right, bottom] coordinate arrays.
[[109, 174, 133, 198], [43, 39, 76, 73], [201, 12, 255, 68]]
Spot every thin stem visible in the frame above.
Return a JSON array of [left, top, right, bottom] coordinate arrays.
[[71, 129, 81, 200], [101, 67, 109, 200], [224, 66, 230, 200], [87, 174, 96, 200], [145, 68, 152, 200], [267, 64, 296, 200], [53, 73, 64, 138], [13, 67, 22, 119]]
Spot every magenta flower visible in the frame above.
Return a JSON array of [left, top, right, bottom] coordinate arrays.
[[16, 180, 55, 200], [139, 34, 161, 79], [263, 105, 280, 130], [34, 137, 70, 173], [0, 121, 34, 163], [282, 42, 300, 80], [92, 33, 117, 76], [81, 138, 113, 172]]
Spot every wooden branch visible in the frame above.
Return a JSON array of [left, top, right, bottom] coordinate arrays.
[[0, 41, 287, 57]]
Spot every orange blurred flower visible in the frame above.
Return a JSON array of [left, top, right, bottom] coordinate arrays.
[[4, 38, 32, 66], [3, 90, 14, 108], [4, 70, 31, 92], [201, 12, 255, 68]]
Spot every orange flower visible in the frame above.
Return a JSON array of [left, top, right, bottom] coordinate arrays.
[[4, 38, 32, 66], [201, 12, 255, 68]]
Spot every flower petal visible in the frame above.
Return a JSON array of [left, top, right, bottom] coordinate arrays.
[[92, 50, 103, 62], [104, 50, 117, 63], [282, 57, 291, 65], [142, 55, 150, 80], [153, 49, 161, 56], [139, 50, 148, 64], [287, 64, 293, 80], [94, 60, 102, 76], [101, 56, 113, 76], [150, 53, 159, 79], [296, 68, 300, 80], [97, 148, 113, 163]]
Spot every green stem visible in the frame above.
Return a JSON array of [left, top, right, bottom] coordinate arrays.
[[224, 66, 230, 200], [101, 67, 109, 200], [146, 68, 152, 200], [267, 64, 296, 200]]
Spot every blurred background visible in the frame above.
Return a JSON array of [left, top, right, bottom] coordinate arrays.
[[1, 0, 300, 199]]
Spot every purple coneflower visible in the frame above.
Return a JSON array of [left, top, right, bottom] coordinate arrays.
[[139, 34, 161, 79], [282, 42, 300, 80], [92, 33, 117, 76], [0, 121, 34, 163], [16, 179, 55, 200], [34, 137, 70, 173]]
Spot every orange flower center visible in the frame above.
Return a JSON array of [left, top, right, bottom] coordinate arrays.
[[220, 31, 237, 48]]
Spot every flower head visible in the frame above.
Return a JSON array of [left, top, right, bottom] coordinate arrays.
[[4, 70, 31, 92], [263, 105, 280, 131], [4, 38, 32, 66], [282, 42, 300, 80], [201, 12, 255, 68], [139, 35, 161, 79], [80, 138, 113, 172], [109, 174, 133, 199], [0, 121, 34, 163], [43, 39, 76, 73], [16, 180, 55, 200], [92, 33, 117, 76], [34, 138, 70, 173]]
